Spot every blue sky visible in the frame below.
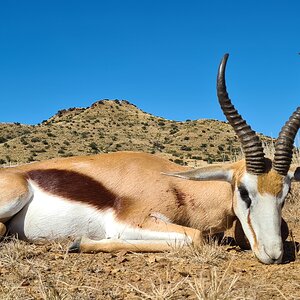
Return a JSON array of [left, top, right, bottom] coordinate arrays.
[[0, 1, 299, 138]]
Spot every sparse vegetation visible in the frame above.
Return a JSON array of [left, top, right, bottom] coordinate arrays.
[[0, 99, 299, 299], [0, 99, 252, 165]]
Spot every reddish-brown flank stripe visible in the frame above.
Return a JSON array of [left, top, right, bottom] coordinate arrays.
[[172, 187, 186, 208], [27, 169, 116, 209]]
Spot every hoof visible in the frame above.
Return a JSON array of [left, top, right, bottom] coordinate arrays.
[[68, 238, 82, 253]]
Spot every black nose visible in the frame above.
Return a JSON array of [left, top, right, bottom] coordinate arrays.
[[270, 255, 282, 264]]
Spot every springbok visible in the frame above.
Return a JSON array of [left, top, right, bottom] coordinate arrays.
[[0, 54, 299, 264]]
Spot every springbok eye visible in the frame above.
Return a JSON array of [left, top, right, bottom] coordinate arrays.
[[238, 185, 251, 209]]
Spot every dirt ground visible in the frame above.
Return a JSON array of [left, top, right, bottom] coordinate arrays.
[[0, 189, 300, 299]]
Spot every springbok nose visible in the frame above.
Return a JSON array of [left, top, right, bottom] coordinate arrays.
[[269, 256, 282, 264], [264, 246, 283, 264]]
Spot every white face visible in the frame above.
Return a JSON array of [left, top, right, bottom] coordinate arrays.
[[234, 172, 290, 264]]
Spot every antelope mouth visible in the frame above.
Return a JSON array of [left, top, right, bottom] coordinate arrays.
[[254, 246, 283, 265]]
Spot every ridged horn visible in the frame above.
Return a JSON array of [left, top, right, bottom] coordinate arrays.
[[273, 107, 300, 175], [217, 54, 265, 174]]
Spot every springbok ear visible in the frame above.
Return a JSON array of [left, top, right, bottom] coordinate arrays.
[[162, 165, 233, 182], [289, 166, 300, 181]]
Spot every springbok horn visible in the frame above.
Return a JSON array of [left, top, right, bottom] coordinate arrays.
[[217, 54, 265, 174], [273, 107, 300, 175]]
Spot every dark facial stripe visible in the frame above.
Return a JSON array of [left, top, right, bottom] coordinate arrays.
[[27, 169, 116, 210], [238, 185, 251, 209], [247, 210, 258, 249]]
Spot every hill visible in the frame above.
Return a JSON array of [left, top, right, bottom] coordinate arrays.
[[0, 99, 271, 166]]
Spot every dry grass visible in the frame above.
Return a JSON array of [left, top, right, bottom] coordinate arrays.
[[0, 201, 299, 299], [188, 262, 239, 300], [126, 240, 236, 300], [128, 272, 187, 300], [163, 238, 230, 267], [127, 264, 240, 300]]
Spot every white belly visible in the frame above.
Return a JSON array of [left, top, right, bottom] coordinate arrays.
[[8, 182, 112, 241], [8, 182, 182, 243]]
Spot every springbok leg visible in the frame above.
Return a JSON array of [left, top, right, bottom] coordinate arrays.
[[69, 217, 203, 253]]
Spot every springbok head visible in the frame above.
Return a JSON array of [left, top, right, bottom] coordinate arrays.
[[168, 54, 300, 264], [217, 54, 300, 264]]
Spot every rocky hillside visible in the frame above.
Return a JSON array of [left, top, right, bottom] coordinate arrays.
[[0, 99, 271, 166]]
